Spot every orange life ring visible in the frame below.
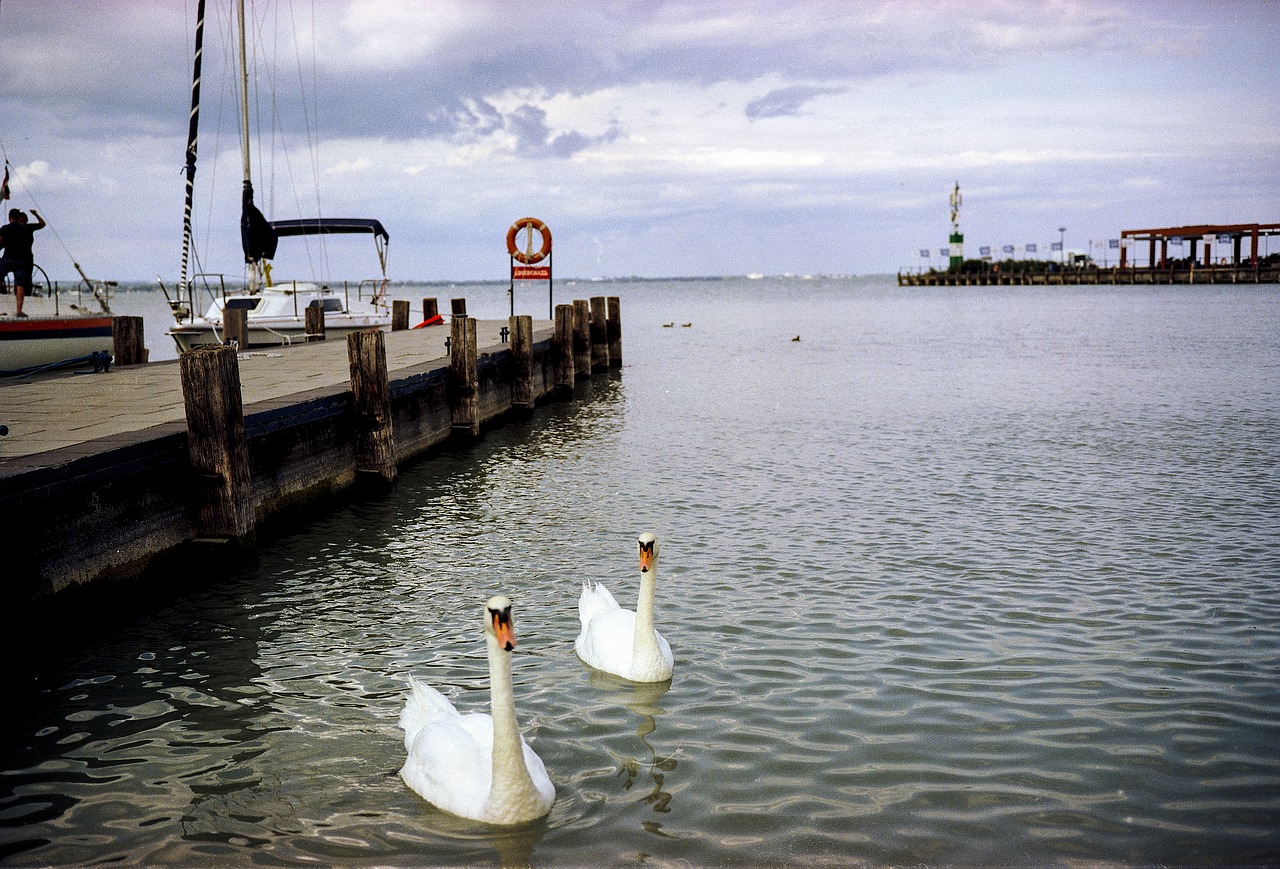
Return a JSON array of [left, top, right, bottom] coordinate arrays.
[[506, 217, 552, 264]]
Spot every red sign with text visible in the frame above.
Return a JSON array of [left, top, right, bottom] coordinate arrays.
[[513, 266, 551, 279]]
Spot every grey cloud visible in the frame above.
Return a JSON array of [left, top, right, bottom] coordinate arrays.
[[505, 104, 622, 159], [746, 85, 846, 119], [0, 1, 1165, 148]]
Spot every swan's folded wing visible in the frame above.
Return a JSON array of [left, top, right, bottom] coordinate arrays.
[[575, 607, 638, 676], [400, 713, 493, 822], [400, 676, 460, 749], [521, 738, 557, 808], [577, 581, 621, 631]]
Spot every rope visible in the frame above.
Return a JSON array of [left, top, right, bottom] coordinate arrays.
[[1, 350, 112, 379]]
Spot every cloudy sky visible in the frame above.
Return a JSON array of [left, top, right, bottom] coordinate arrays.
[[2, 0, 1277, 283]]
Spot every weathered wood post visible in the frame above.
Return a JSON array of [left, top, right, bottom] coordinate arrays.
[[553, 303, 574, 398], [392, 299, 410, 331], [607, 296, 622, 367], [451, 298, 468, 318], [572, 298, 591, 380], [112, 315, 146, 366], [590, 296, 609, 372], [223, 308, 248, 348], [450, 315, 479, 438], [179, 345, 255, 545], [347, 329, 397, 485], [423, 297, 439, 322], [304, 305, 325, 341], [510, 314, 534, 412]]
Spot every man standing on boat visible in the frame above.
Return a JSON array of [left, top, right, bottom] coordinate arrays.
[[0, 208, 46, 318]]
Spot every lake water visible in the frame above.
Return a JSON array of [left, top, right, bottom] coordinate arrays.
[[3, 276, 1279, 867]]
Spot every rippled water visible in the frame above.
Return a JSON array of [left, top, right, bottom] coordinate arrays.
[[4, 277, 1279, 867]]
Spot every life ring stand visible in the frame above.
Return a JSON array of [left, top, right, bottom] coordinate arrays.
[[506, 217, 552, 264]]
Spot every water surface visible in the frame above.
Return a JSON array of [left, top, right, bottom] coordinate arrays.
[[4, 277, 1279, 866]]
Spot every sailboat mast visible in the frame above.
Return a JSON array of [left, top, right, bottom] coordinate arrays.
[[237, 0, 251, 188], [179, 0, 205, 299], [236, 0, 261, 289]]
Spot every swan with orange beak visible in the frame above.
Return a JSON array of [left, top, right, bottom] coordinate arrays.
[[576, 533, 674, 683], [399, 595, 555, 824]]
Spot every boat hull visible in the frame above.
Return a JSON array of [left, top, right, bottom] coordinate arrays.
[[0, 315, 114, 373], [167, 316, 392, 353]]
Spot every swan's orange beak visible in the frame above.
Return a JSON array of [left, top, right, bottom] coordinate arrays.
[[638, 540, 655, 573], [491, 608, 517, 652]]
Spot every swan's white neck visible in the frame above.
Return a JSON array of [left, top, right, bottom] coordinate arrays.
[[484, 634, 542, 819], [631, 564, 664, 672]]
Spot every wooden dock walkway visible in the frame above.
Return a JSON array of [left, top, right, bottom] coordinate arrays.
[[0, 321, 515, 462], [1, 297, 622, 611]]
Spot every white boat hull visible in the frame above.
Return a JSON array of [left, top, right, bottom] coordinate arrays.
[[0, 315, 114, 373], [1, 293, 113, 373], [167, 314, 391, 353]]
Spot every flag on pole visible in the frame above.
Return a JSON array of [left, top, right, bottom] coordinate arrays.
[[1051, 241, 1063, 251], [1109, 239, 1120, 249], [979, 246, 990, 255], [1, 162, 10, 201], [1003, 244, 1014, 254], [919, 249, 930, 257], [1026, 243, 1037, 253]]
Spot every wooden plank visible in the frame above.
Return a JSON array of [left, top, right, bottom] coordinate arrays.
[[510, 314, 534, 411], [590, 296, 609, 371], [450, 316, 479, 437], [347, 329, 397, 484], [112, 316, 146, 366], [179, 344, 255, 543]]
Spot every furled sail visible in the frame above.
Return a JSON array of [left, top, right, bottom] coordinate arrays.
[[240, 180, 278, 264]]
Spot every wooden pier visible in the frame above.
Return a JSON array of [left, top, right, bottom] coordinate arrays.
[[0, 297, 622, 612], [898, 262, 1280, 287]]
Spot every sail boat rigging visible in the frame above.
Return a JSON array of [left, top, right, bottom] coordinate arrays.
[[167, 0, 398, 353], [178, 0, 205, 297]]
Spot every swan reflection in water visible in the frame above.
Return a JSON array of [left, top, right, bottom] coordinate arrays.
[[587, 670, 677, 817]]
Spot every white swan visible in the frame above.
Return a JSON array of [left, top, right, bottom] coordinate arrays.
[[399, 595, 555, 825], [576, 533, 674, 683]]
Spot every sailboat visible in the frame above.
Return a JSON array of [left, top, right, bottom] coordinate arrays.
[[0, 274, 114, 375], [1, 162, 117, 376], [165, 0, 397, 353]]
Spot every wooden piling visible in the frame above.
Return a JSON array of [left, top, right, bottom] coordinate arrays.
[[553, 303, 575, 398], [451, 298, 468, 317], [112, 315, 146, 366], [450, 316, 479, 438], [572, 298, 591, 379], [423, 297, 439, 321], [607, 296, 622, 367], [392, 299, 410, 331], [509, 314, 534, 412], [305, 305, 326, 342], [347, 329, 397, 485], [590, 296, 609, 372], [179, 345, 255, 544], [223, 308, 248, 348]]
